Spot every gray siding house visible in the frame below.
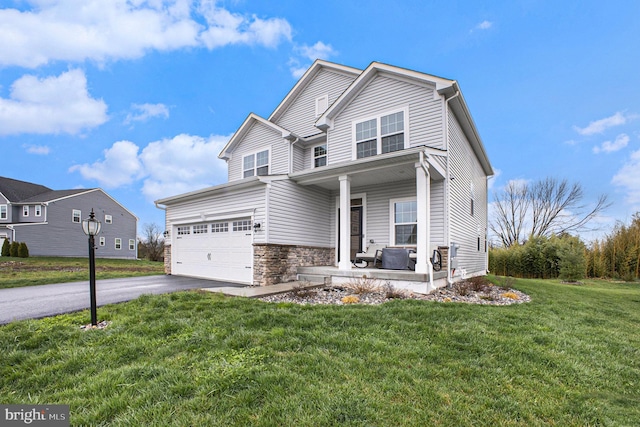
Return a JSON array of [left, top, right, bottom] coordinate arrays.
[[156, 60, 493, 292], [0, 176, 138, 259]]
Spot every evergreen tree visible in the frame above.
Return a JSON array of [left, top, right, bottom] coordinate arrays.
[[1, 239, 10, 257], [9, 241, 19, 257], [18, 242, 29, 258]]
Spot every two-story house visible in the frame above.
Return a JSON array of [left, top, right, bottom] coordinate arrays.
[[0, 176, 138, 259], [155, 60, 493, 292]]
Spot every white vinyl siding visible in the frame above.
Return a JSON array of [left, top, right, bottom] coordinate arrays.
[[448, 109, 488, 274], [329, 74, 444, 164], [275, 68, 357, 138], [228, 121, 284, 181], [267, 180, 332, 247]]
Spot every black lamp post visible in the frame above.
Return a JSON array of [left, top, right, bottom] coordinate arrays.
[[82, 209, 102, 326]]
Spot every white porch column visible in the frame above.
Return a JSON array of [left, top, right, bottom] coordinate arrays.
[[415, 162, 430, 275], [338, 175, 352, 270]]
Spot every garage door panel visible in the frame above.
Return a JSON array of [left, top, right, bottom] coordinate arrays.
[[172, 219, 253, 284]]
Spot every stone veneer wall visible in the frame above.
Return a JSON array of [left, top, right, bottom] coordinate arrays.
[[437, 246, 449, 271], [253, 243, 335, 286], [164, 244, 172, 275]]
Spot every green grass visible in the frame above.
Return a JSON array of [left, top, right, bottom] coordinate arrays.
[[1, 277, 639, 426], [0, 257, 164, 289]]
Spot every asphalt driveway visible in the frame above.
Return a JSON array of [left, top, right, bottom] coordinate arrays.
[[0, 275, 243, 324]]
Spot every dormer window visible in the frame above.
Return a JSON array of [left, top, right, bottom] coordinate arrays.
[[243, 149, 270, 178], [353, 109, 407, 159]]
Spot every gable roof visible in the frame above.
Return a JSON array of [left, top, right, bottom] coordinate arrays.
[[19, 189, 95, 203], [315, 61, 493, 176], [218, 113, 297, 160], [268, 59, 361, 124], [0, 176, 52, 203]]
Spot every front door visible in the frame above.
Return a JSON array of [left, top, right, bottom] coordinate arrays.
[[350, 206, 363, 261]]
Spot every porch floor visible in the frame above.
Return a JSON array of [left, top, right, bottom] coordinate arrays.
[[297, 265, 447, 283]]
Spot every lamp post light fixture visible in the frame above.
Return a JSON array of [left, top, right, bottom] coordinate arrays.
[[81, 209, 102, 326]]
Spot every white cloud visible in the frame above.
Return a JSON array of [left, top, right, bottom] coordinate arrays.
[[24, 144, 51, 155], [0, 69, 108, 135], [69, 140, 143, 188], [69, 133, 230, 200], [124, 103, 170, 124], [612, 149, 640, 208], [0, 0, 293, 68], [289, 41, 337, 78], [574, 112, 627, 136], [474, 20, 493, 31], [593, 133, 629, 154], [487, 168, 501, 190], [140, 133, 229, 200]]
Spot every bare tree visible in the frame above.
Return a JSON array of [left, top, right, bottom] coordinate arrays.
[[139, 223, 165, 261], [491, 177, 610, 247]]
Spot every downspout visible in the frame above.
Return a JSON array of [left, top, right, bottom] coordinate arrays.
[[419, 151, 433, 291], [288, 137, 300, 174], [445, 89, 460, 286]]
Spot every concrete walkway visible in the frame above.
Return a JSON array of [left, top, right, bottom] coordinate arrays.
[[202, 281, 321, 298]]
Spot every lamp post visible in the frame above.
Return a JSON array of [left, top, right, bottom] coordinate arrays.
[[82, 209, 102, 326]]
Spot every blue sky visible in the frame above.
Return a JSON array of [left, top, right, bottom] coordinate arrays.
[[1, 0, 639, 241]]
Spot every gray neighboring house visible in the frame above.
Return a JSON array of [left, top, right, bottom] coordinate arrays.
[[0, 176, 138, 259], [156, 60, 493, 292]]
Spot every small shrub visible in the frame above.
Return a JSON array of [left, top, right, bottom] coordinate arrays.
[[18, 242, 29, 258], [348, 276, 380, 294], [9, 241, 19, 257], [467, 276, 491, 292], [1, 239, 10, 257], [291, 282, 316, 299], [382, 283, 407, 299], [501, 292, 520, 300], [341, 295, 360, 304], [495, 276, 516, 291]]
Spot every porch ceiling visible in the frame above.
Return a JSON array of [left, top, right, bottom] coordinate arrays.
[[289, 147, 446, 190]]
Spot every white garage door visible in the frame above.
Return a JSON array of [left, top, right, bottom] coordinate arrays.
[[172, 218, 253, 284]]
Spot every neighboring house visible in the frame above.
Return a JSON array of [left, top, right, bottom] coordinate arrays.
[[156, 60, 493, 292], [0, 176, 138, 259]]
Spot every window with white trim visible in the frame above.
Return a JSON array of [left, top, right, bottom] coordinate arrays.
[[1, 205, 7, 220], [391, 199, 417, 246], [243, 149, 269, 178], [212, 222, 229, 233], [105, 215, 112, 224], [354, 109, 406, 159], [129, 239, 136, 250], [233, 220, 252, 232], [72, 209, 81, 223], [99, 237, 106, 247], [115, 238, 122, 250], [177, 226, 191, 235], [313, 144, 327, 168], [35, 205, 41, 217], [193, 224, 208, 234], [23, 206, 29, 217], [315, 94, 329, 117]]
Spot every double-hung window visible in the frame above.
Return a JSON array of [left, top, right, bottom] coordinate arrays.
[[0, 205, 7, 220], [72, 209, 81, 223], [243, 149, 269, 178], [23, 206, 29, 217], [354, 109, 407, 159], [391, 199, 417, 246], [35, 205, 41, 217], [313, 144, 327, 168]]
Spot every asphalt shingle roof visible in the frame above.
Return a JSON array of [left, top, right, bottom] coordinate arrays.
[[0, 176, 52, 203]]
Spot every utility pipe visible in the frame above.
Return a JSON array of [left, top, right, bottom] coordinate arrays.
[[444, 89, 460, 286]]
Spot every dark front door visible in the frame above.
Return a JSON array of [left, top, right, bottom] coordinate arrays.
[[350, 206, 363, 261]]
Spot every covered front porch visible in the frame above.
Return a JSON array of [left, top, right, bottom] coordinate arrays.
[[289, 146, 448, 291]]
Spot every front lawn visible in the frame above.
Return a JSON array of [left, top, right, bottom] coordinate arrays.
[[1, 278, 638, 425], [0, 257, 164, 289]]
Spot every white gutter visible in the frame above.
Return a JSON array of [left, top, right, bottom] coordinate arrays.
[[445, 89, 460, 286], [419, 151, 434, 291]]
